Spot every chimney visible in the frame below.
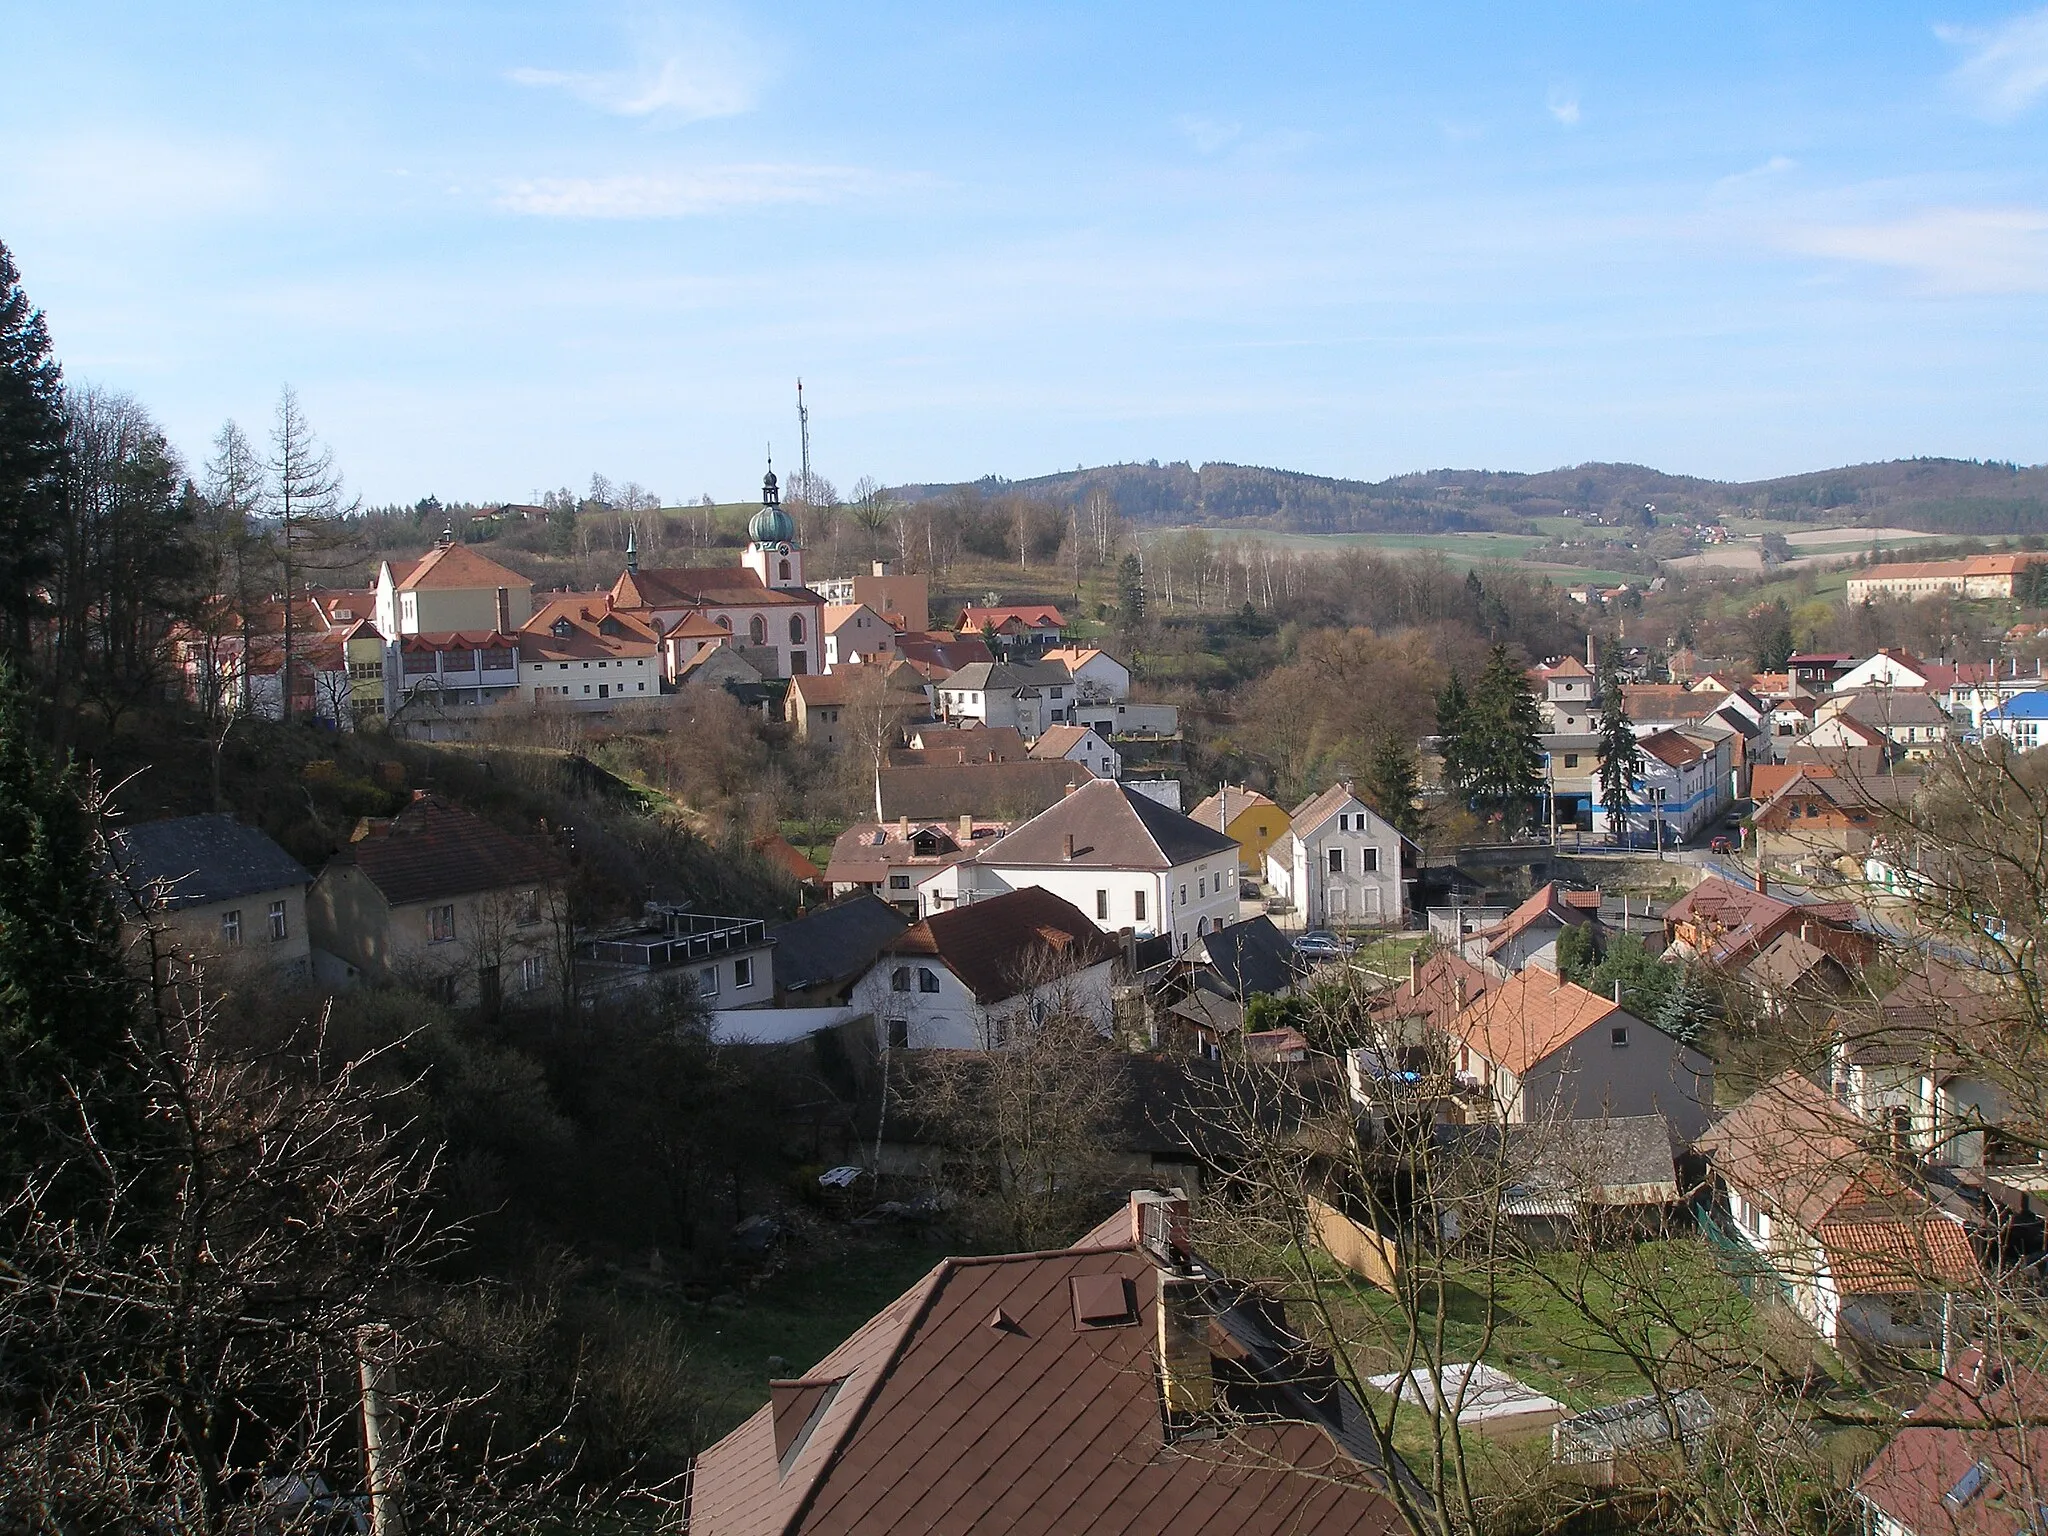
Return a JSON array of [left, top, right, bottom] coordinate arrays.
[[897, 815, 909, 841], [873, 560, 892, 577], [1612, 978, 1621, 1004], [495, 586, 511, 633], [1063, 832, 1076, 861], [1587, 631, 1596, 670], [1756, 865, 1768, 896], [1409, 948, 1421, 996], [959, 812, 973, 843], [1800, 920, 1811, 945], [1130, 1189, 1192, 1265], [1453, 975, 1465, 1010], [1156, 1272, 1214, 1421]]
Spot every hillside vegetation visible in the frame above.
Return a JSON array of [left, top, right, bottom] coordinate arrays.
[[897, 456, 2048, 537]]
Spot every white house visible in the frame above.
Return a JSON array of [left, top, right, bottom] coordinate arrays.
[[1269, 783, 1409, 928], [1593, 729, 1731, 847], [1831, 649, 1937, 694], [849, 886, 1120, 1050], [1535, 655, 1600, 733], [917, 778, 1240, 951], [932, 659, 1077, 739], [1981, 690, 2048, 750], [1040, 646, 1132, 704], [1027, 723, 1121, 780]]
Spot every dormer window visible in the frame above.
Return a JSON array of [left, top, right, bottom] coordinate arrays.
[[551, 618, 572, 638]]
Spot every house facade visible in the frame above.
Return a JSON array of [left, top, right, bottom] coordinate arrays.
[[918, 778, 1240, 951], [1189, 785, 1290, 876], [517, 593, 661, 707], [1272, 783, 1408, 927], [849, 887, 1119, 1049], [932, 660, 1075, 737], [307, 793, 567, 1009], [1027, 723, 1121, 780], [110, 815, 313, 983]]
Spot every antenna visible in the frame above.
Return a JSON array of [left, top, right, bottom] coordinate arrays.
[[797, 378, 812, 504]]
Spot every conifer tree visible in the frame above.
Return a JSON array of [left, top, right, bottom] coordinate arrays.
[[1435, 670, 1474, 795], [1116, 551, 1145, 628], [1467, 644, 1545, 831], [0, 241, 64, 663], [1360, 735, 1424, 842], [0, 665, 143, 1209], [1655, 963, 1715, 1046], [1596, 655, 1644, 846]]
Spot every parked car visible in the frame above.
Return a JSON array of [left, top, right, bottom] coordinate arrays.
[[1292, 929, 1352, 959], [1709, 835, 1733, 854]]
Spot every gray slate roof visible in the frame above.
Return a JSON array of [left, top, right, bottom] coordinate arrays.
[[1199, 915, 1300, 999], [768, 896, 911, 995], [973, 778, 1239, 870], [939, 660, 1073, 693], [110, 815, 311, 910]]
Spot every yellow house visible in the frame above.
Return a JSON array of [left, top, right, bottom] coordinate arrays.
[[1189, 785, 1289, 876]]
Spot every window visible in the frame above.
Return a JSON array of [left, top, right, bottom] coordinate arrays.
[[1328, 847, 1344, 875], [734, 957, 754, 988], [749, 615, 767, 646], [517, 890, 542, 925], [779, 559, 792, 582], [889, 874, 912, 890], [698, 965, 718, 997], [790, 615, 805, 643], [221, 909, 242, 944], [887, 1018, 909, 1049], [890, 966, 911, 992], [1096, 890, 1109, 919], [1610, 1026, 1629, 1048], [428, 904, 456, 943], [1179, 885, 1188, 906], [917, 967, 941, 993], [1339, 813, 1349, 831], [1134, 890, 1146, 922], [521, 954, 547, 992], [1563, 753, 1579, 768], [1198, 877, 1206, 898], [268, 900, 288, 941], [1361, 846, 1378, 872]]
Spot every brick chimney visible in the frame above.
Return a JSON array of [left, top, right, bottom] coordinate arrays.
[[959, 812, 973, 843], [1063, 832, 1076, 861]]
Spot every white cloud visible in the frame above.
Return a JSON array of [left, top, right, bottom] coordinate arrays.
[[1938, 7, 2048, 120], [1713, 155, 1797, 193], [1548, 90, 1581, 126], [1786, 206, 2048, 294], [1174, 115, 1243, 154], [496, 165, 883, 218], [508, 10, 763, 120]]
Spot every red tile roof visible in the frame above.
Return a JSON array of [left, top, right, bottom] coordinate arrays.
[[520, 593, 658, 662], [1445, 968, 1628, 1077], [394, 541, 531, 593], [612, 565, 815, 611], [956, 604, 1066, 631], [1477, 881, 1602, 956], [688, 1205, 1407, 1536], [1856, 1359, 2048, 1536]]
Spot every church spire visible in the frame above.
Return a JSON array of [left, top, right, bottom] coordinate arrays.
[[626, 521, 639, 575]]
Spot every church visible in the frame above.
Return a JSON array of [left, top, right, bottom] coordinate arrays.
[[608, 465, 827, 682]]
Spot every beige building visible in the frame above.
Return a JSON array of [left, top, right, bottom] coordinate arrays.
[[1844, 553, 2043, 604], [111, 815, 313, 983], [816, 560, 930, 633], [308, 793, 567, 1010]]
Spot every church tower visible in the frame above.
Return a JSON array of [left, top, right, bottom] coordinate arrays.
[[742, 461, 803, 590]]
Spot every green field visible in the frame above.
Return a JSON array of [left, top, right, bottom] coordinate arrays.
[[1144, 527, 1643, 588]]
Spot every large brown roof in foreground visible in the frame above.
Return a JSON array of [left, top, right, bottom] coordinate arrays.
[[327, 793, 564, 907], [687, 1211, 1406, 1536]]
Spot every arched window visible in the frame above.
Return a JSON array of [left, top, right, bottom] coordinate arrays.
[[790, 615, 805, 643], [715, 615, 731, 632], [779, 559, 792, 582], [748, 615, 766, 646]]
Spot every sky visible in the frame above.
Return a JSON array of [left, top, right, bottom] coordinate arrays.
[[4, 2, 2048, 505]]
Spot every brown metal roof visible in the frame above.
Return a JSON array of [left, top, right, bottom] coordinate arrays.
[[688, 1212, 1408, 1536], [974, 778, 1238, 870]]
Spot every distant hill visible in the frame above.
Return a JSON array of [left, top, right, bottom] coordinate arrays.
[[894, 457, 2048, 536]]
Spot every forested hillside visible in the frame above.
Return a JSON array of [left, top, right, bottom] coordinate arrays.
[[898, 456, 2048, 536]]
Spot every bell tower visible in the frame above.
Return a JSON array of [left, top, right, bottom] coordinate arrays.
[[743, 458, 803, 590]]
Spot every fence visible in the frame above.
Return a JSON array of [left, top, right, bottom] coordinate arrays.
[[1307, 1194, 1401, 1295]]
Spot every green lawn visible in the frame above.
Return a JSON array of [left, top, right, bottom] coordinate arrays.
[[678, 1230, 959, 1438]]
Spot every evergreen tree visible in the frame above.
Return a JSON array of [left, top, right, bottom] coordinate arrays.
[[0, 665, 144, 1212], [1435, 670, 1474, 794], [1585, 931, 1677, 1022], [1116, 551, 1145, 627], [1467, 644, 1545, 831], [1554, 921, 1598, 983], [0, 240, 64, 663], [1596, 656, 1644, 846], [1655, 964, 1716, 1047], [1360, 736, 1424, 842]]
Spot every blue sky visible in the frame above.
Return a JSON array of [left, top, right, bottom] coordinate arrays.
[[4, 2, 2048, 504]]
